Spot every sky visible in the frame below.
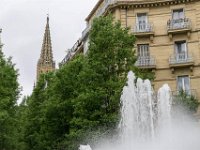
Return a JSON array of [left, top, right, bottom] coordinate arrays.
[[0, 0, 98, 100]]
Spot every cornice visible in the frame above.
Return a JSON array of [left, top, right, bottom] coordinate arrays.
[[114, 0, 197, 8], [86, 0, 199, 22]]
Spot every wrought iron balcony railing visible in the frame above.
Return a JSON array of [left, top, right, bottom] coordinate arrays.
[[135, 56, 156, 68], [133, 23, 154, 33], [60, 50, 72, 66], [169, 53, 193, 65], [167, 18, 191, 30], [60, 40, 83, 66]]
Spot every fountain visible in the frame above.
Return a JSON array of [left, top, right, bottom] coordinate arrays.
[[119, 71, 157, 142], [80, 71, 200, 150]]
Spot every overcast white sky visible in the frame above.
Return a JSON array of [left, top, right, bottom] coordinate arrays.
[[0, 0, 98, 99]]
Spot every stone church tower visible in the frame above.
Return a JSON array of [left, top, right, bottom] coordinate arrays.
[[37, 16, 55, 81]]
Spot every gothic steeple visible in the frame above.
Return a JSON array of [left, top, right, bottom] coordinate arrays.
[[37, 16, 55, 81]]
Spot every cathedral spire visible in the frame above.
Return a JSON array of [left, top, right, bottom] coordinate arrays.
[[40, 15, 53, 62], [37, 16, 55, 81], [0, 29, 3, 52]]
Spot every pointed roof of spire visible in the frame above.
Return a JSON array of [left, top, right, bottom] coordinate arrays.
[[39, 15, 54, 63], [36, 15, 55, 81]]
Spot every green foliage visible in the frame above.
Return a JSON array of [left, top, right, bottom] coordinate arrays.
[[133, 68, 155, 81], [64, 16, 137, 148], [0, 50, 20, 149], [173, 90, 200, 113], [88, 15, 136, 74], [23, 73, 55, 150], [14, 97, 29, 150]]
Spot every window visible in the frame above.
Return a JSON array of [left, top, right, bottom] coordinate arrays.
[[177, 76, 190, 92], [172, 9, 184, 20], [172, 9, 184, 28], [175, 41, 187, 61], [136, 13, 148, 31], [137, 44, 149, 57], [137, 44, 151, 66]]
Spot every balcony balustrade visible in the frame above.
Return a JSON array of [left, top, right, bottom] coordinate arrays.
[[167, 18, 191, 35], [59, 51, 72, 67], [133, 23, 154, 40], [135, 56, 156, 69], [59, 40, 83, 67], [133, 23, 154, 33], [169, 53, 194, 66], [169, 53, 194, 73]]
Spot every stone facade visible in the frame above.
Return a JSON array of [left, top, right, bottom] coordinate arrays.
[[37, 16, 55, 81]]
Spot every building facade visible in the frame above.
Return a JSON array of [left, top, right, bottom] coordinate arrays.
[[37, 16, 55, 81], [61, 0, 200, 112]]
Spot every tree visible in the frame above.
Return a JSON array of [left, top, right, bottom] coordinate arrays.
[[22, 73, 54, 150], [21, 55, 87, 150], [0, 50, 20, 149], [87, 15, 136, 113], [14, 96, 29, 150], [41, 55, 87, 150], [65, 15, 137, 149], [173, 90, 199, 113]]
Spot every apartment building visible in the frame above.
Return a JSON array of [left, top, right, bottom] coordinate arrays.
[[60, 0, 200, 109]]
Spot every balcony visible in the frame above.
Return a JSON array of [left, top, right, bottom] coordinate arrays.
[[59, 40, 83, 67], [135, 56, 156, 69], [167, 18, 191, 37], [59, 51, 72, 67], [133, 23, 154, 38], [169, 53, 194, 73], [169, 53, 194, 69]]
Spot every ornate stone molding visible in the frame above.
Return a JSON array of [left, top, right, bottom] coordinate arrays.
[[86, 0, 199, 21], [114, 0, 197, 9]]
